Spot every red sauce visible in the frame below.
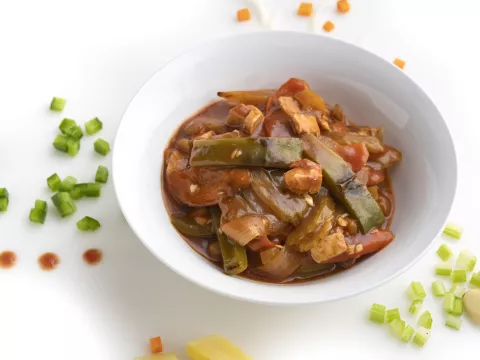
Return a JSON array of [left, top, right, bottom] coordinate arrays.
[[0, 251, 17, 269], [38, 252, 60, 271], [83, 249, 103, 265]]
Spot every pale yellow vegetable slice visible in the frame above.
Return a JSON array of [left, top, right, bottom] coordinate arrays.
[[134, 353, 178, 360], [463, 288, 480, 324], [186, 334, 253, 360]]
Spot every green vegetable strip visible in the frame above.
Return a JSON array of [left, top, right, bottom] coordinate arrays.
[[47, 173, 61, 191], [29, 208, 46, 224], [443, 222, 463, 239], [436, 244, 453, 261], [0, 188, 9, 212], [456, 250, 477, 272], [190, 138, 303, 168], [70, 183, 101, 199], [436, 262, 452, 276], [59, 118, 84, 140], [66, 137, 80, 157], [452, 298, 463, 316], [53, 135, 69, 152], [445, 315, 462, 330], [210, 207, 247, 275], [406, 282, 426, 301], [451, 269, 467, 283], [389, 319, 405, 339], [94, 139, 110, 156], [85, 117, 103, 135], [444, 292, 455, 313], [453, 285, 466, 299], [34, 200, 47, 212], [51, 192, 77, 217], [369, 304, 386, 324], [50, 97, 66, 111], [432, 280, 446, 297], [386, 308, 400, 323], [418, 311, 432, 329], [170, 216, 214, 237], [401, 325, 415, 342], [470, 272, 480, 287], [76, 216, 101, 231], [95, 165, 109, 183], [59, 176, 77, 192], [413, 327, 430, 347], [409, 299, 423, 314]]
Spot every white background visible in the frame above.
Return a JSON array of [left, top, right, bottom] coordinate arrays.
[[1, 0, 479, 359]]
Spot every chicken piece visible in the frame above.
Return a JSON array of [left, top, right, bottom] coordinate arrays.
[[278, 96, 320, 136], [226, 104, 251, 126], [195, 130, 216, 140], [310, 233, 348, 263], [284, 159, 323, 194], [243, 106, 264, 134]]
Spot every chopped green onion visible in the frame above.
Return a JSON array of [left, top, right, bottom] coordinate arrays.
[[95, 165, 109, 183], [401, 325, 415, 342], [409, 299, 423, 314], [369, 303, 386, 324], [0, 188, 9, 198], [456, 250, 477, 272], [386, 308, 401, 323], [418, 311, 432, 329], [451, 269, 467, 283], [76, 216, 101, 231], [85, 117, 103, 135], [29, 208, 46, 224], [432, 280, 446, 297], [406, 282, 426, 301], [59, 176, 77, 192], [445, 314, 462, 330], [53, 134, 69, 152], [51, 192, 77, 217], [413, 327, 430, 347], [452, 298, 463, 316], [70, 183, 101, 199], [34, 200, 47, 212], [0, 197, 8, 212], [436, 244, 453, 261], [59, 118, 84, 140], [389, 318, 405, 339], [66, 137, 80, 157], [443, 222, 463, 239], [93, 138, 110, 156], [71, 126, 84, 140], [50, 97, 66, 111], [470, 272, 480, 287], [452, 285, 466, 299], [436, 262, 452, 276], [47, 173, 61, 191], [444, 292, 455, 313]]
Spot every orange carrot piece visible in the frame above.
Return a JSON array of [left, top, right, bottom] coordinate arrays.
[[297, 2, 313, 17], [323, 21, 335, 32], [237, 8, 251, 22], [149, 336, 163, 354], [337, 0, 350, 13], [393, 58, 406, 69]]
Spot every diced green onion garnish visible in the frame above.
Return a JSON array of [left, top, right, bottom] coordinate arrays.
[[418, 311, 432, 329], [436, 262, 452, 276], [451, 269, 467, 283], [369, 303, 386, 324], [445, 314, 462, 330], [76, 216, 101, 231], [53, 134, 69, 152], [47, 173, 61, 191], [70, 183, 101, 199], [470, 272, 480, 287], [443, 222, 463, 239], [51, 192, 77, 217], [95, 165, 109, 183], [409, 299, 423, 315], [59, 176, 77, 192], [389, 318, 405, 339], [444, 292, 455, 313], [34, 200, 47, 212], [50, 97, 66, 112], [436, 244, 453, 261], [85, 117, 103, 135], [29, 207, 46, 224], [0, 188, 9, 198], [432, 280, 446, 297], [456, 250, 477, 272], [386, 308, 401, 323], [413, 327, 430, 347], [406, 282, 426, 301], [401, 325, 415, 342], [59, 118, 84, 140], [0, 197, 8, 212], [452, 285, 466, 299], [66, 137, 80, 157], [452, 298, 463, 316], [93, 138, 110, 156]]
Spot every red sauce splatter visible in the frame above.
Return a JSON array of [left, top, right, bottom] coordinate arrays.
[[83, 249, 102, 265], [38, 252, 60, 271], [0, 251, 17, 269]]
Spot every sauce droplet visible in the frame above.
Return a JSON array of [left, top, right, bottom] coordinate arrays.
[[0, 251, 17, 269], [83, 249, 103, 265], [38, 252, 60, 271]]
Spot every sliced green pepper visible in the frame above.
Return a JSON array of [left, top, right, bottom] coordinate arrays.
[[170, 216, 214, 237], [302, 133, 385, 233], [190, 138, 303, 168], [210, 207, 248, 276]]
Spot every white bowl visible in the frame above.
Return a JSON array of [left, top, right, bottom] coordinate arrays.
[[113, 31, 457, 305]]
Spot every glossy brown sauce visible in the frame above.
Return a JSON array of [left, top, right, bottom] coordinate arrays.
[[83, 249, 103, 265], [0, 251, 17, 269], [38, 252, 60, 271]]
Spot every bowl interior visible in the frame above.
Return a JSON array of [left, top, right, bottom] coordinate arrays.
[[113, 31, 456, 304]]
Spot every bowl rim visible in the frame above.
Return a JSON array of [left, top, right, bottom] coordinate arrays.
[[112, 30, 458, 305]]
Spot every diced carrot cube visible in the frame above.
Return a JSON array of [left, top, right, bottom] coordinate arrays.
[[393, 58, 406, 69], [323, 21, 335, 32], [297, 2, 313, 17], [149, 336, 163, 354], [337, 0, 350, 13], [237, 8, 251, 22]]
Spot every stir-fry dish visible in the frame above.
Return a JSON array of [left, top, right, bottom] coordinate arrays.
[[162, 78, 402, 283]]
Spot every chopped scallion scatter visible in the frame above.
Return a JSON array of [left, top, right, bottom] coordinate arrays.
[[59, 176, 77, 192], [53, 134, 69, 152], [453, 285, 466, 299], [409, 299, 423, 314], [0, 188, 9, 212], [401, 325, 415, 342], [85, 117, 103, 135], [470, 272, 480, 288], [436, 244, 453, 261], [443, 222, 463, 239], [29, 207, 46, 224], [451, 269, 467, 283], [51, 192, 77, 217], [47, 173, 61, 191], [369, 303, 386, 324], [76, 216, 101, 231], [59, 118, 77, 135], [456, 250, 477, 272], [93, 138, 110, 156], [452, 298, 463, 316], [413, 327, 430, 347], [445, 315, 462, 330], [432, 280, 446, 297], [50, 97, 66, 111], [444, 292, 455, 313], [418, 311, 432, 329], [386, 308, 401, 323], [34, 200, 47, 212], [389, 318, 405, 339], [406, 282, 426, 301], [95, 165, 108, 183], [436, 262, 452, 276], [70, 183, 101, 199], [0, 188, 9, 198], [66, 137, 80, 157]]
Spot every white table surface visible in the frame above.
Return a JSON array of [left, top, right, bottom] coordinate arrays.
[[1, 0, 479, 359]]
